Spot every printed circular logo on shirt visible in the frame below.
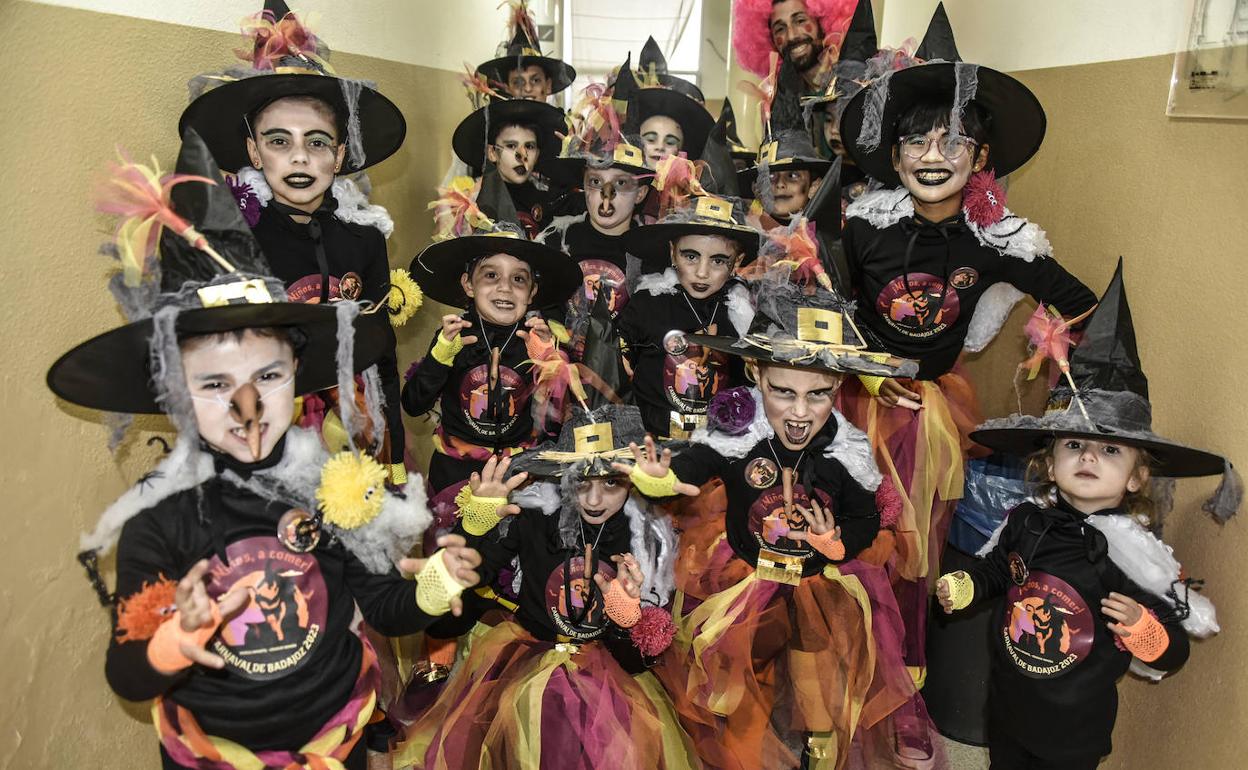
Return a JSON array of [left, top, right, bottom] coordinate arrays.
[[875, 272, 961, 338], [545, 555, 617, 640], [949, 266, 979, 289], [205, 536, 328, 681], [747, 484, 834, 558], [1001, 571, 1094, 679], [571, 258, 630, 318], [458, 364, 525, 437], [744, 457, 779, 489], [662, 336, 728, 414], [286, 274, 344, 304]]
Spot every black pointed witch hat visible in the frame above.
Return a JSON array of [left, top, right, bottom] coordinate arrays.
[[179, 0, 405, 173], [476, 1, 577, 96], [840, 0, 879, 64], [972, 260, 1231, 479], [47, 130, 387, 414], [738, 58, 831, 195], [803, 0, 879, 109], [411, 166, 582, 310], [638, 36, 705, 103], [623, 50, 714, 164], [838, 0, 1044, 186], [451, 97, 567, 174], [718, 99, 754, 161]]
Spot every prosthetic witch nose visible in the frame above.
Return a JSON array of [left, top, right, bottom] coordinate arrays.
[[229, 382, 265, 461]]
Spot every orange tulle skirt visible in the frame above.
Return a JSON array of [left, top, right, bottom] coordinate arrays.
[[656, 482, 920, 770]]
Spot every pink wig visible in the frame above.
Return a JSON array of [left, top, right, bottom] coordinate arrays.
[[732, 0, 856, 77]]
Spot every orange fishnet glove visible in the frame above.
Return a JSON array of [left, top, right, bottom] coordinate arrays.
[[603, 578, 642, 628], [146, 604, 222, 675], [805, 528, 846, 561], [1120, 608, 1170, 663]]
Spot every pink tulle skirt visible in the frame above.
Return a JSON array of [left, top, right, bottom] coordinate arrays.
[[393, 620, 701, 770]]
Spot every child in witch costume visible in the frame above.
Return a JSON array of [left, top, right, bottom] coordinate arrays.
[[626, 277, 930, 769], [613, 53, 715, 172], [475, 0, 577, 102], [538, 77, 652, 360], [452, 97, 570, 238], [617, 195, 759, 440], [179, 0, 415, 486], [50, 131, 482, 770], [403, 179, 583, 494], [832, 2, 1097, 678], [393, 405, 702, 769], [936, 262, 1239, 768]]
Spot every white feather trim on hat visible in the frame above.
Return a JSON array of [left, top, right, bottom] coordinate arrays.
[[636, 268, 681, 296], [726, 282, 755, 335], [236, 166, 394, 237], [824, 409, 883, 492], [690, 387, 775, 458], [81, 438, 214, 556]]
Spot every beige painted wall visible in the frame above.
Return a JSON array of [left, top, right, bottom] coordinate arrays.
[[0, 1, 455, 766]]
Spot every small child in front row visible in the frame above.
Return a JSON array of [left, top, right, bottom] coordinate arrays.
[[937, 264, 1238, 770]]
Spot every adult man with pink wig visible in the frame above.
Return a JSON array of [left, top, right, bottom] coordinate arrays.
[[732, 0, 856, 90]]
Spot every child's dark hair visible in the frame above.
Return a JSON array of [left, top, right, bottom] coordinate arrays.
[[247, 94, 346, 141], [1024, 439, 1158, 525], [179, 326, 307, 359], [895, 97, 992, 149], [488, 120, 541, 146]]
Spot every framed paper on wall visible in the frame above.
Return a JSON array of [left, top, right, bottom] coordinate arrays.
[[1167, 0, 1248, 119]]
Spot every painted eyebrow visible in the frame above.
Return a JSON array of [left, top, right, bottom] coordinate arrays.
[[305, 129, 335, 140], [678, 249, 703, 258], [259, 128, 292, 137]]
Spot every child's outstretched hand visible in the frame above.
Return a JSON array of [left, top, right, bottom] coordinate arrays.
[[789, 498, 841, 538], [399, 534, 483, 617], [594, 553, 644, 598], [877, 379, 922, 411], [612, 436, 700, 497], [441, 314, 478, 345], [468, 455, 527, 516], [173, 559, 252, 669], [1101, 591, 1144, 636]]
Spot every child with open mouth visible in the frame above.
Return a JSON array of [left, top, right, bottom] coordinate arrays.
[[624, 275, 930, 769]]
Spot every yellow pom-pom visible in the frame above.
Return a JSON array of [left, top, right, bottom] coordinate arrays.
[[316, 451, 388, 530], [387, 268, 423, 327]]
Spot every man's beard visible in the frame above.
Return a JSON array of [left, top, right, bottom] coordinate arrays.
[[783, 36, 822, 71]]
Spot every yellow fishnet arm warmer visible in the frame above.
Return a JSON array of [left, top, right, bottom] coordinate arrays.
[[629, 465, 683, 498], [938, 571, 975, 611], [415, 551, 466, 616], [454, 485, 507, 536], [431, 332, 465, 366]]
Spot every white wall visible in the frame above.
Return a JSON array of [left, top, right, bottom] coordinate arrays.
[[879, 0, 1237, 72], [31, 0, 519, 70]]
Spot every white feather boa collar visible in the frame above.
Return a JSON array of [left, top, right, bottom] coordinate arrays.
[[237, 166, 395, 238], [690, 387, 882, 492], [845, 187, 1054, 352], [635, 271, 755, 335]]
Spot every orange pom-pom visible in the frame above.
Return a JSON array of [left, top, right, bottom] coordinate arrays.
[[115, 577, 178, 643]]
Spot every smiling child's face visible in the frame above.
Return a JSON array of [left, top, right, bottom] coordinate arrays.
[[460, 253, 538, 325]]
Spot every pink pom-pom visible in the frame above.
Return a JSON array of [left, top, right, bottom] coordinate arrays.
[[962, 170, 1007, 227], [876, 477, 903, 530], [630, 606, 677, 657]]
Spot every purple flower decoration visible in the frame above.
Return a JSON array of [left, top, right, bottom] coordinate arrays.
[[707, 386, 756, 436], [227, 175, 262, 226]]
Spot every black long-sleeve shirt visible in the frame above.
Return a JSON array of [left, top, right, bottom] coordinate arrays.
[[841, 213, 1096, 379], [668, 421, 879, 578], [105, 444, 433, 752], [400, 309, 540, 451], [252, 200, 405, 466], [963, 498, 1189, 761], [616, 281, 747, 438]]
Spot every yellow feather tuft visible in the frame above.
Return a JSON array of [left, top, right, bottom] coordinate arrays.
[[316, 451, 387, 530], [386, 268, 423, 327]]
